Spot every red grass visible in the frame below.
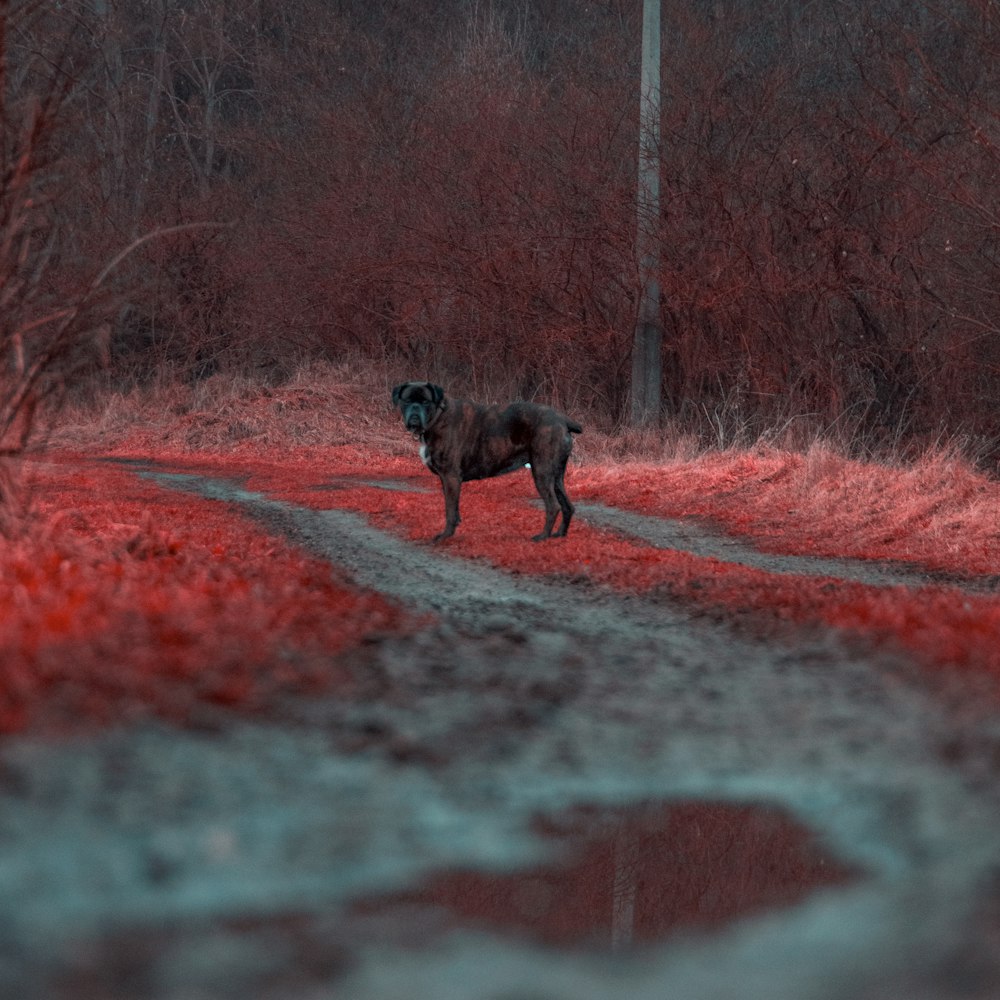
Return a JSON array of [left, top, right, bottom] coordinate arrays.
[[573, 446, 1000, 576], [31, 442, 1000, 704], [161, 449, 1000, 689], [1, 456, 412, 735]]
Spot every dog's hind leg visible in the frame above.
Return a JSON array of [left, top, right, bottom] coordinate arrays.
[[530, 465, 561, 541], [553, 469, 574, 537], [550, 437, 575, 537]]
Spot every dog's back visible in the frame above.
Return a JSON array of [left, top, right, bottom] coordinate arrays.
[[494, 401, 582, 437]]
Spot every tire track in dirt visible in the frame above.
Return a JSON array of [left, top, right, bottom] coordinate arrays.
[[119, 465, 1000, 1000], [575, 502, 998, 593], [324, 473, 996, 593]]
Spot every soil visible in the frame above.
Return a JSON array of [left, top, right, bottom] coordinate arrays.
[[4, 461, 1000, 999]]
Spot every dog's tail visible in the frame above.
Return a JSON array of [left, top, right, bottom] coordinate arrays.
[[567, 419, 583, 435]]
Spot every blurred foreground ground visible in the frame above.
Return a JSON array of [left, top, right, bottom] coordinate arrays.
[[2, 453, 1000, 999]]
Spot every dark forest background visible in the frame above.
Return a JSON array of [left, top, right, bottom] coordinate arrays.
[[3, 0, 1000, 453]]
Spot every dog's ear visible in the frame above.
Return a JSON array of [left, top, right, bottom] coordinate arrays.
[[426, 383, 445, 405], [391, 383, 406, 407]]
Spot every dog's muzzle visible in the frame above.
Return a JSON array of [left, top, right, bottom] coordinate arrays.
[[403, 405, 425, 433]]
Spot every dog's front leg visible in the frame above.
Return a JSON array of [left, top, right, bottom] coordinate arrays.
[[433, 473, 462, 542]]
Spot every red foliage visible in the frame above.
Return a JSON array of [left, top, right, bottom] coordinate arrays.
[[572, 449, 1000, 576], [167, 448, 1000, 691], [32, 445, 1000, 704], [0, 456, 412, 735]]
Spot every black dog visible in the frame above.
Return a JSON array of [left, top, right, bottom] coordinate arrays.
[[392, 381, 582, 541]]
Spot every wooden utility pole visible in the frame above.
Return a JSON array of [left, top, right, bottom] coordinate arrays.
[[630, 0, 662, 427]]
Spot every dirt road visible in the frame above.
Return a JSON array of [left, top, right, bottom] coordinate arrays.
[[4, 463, 1000, 999]]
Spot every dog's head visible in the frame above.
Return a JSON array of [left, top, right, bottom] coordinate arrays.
[[391, 381, 446, 434]]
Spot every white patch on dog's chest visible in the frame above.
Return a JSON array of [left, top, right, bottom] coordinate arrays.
[[419, 443, 432, 469]]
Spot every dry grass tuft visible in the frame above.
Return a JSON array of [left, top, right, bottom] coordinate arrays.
[[51, 360, 409, 456], [573, 440, 1000, 576]]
